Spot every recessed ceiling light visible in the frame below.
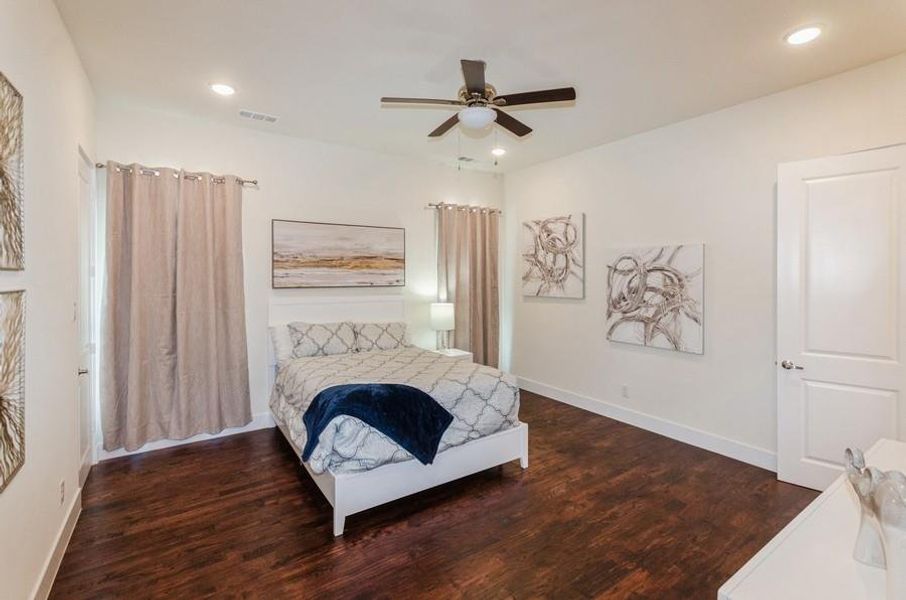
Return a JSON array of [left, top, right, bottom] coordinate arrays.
[[210, 83, 236, 96], [491, 147, 506, 157], [785, 26, 822, 46]]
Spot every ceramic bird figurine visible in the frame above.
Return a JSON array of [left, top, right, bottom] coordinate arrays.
[[845, 447, 906, 600], [845, 447, 886, 568]]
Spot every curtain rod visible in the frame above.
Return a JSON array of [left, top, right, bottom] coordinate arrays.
[[426, 202, 502, 215], [95, 162, 258, 187]]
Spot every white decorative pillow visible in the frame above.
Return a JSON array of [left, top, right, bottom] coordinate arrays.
[[354, 321, 409, 352], [287, 321, 357, 358], [269, 325, 295, 366]]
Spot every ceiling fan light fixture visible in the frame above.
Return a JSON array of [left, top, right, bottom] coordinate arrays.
[[458, 106, 496, 130], [381, 59, 574, 138], [491, 147, 506, 157]]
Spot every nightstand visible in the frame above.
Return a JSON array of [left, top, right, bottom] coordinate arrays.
[[433, 348, 473, 362]]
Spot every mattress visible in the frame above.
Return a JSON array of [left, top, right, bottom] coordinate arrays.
[[269, 346, 520, 474]]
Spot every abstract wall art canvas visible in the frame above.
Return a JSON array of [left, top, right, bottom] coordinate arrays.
[[0, 72, 24, 270], [0, 290, 24, 493], [521, 213, 585, 298], [272, 220, 405, 288], [606, 244, 703, 354]]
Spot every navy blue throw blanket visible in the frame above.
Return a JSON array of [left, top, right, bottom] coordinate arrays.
[[301, 384, 454, 465]]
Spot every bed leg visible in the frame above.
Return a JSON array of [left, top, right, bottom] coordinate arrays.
[[520, 424, 529, 469], [333, 510, 346, 537]]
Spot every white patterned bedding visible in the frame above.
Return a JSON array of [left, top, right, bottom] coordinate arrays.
[[269, 347, 520, 474]]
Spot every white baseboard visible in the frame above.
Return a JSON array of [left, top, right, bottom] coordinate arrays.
[[32, 487, 82, 600], [96, 411, 275, 462], [517, 376, 777, 472], [78, 446, 92, 487]]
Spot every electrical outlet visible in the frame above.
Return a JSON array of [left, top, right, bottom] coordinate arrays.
[[59, 480, 65, 505], [621, 384, 630, 399]]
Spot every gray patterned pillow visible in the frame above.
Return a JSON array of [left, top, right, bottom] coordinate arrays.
[[354, 321, 409, 352], [287, 322, 357, 358]]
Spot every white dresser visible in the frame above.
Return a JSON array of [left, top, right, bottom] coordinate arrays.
[[719, 438, 906, 599]]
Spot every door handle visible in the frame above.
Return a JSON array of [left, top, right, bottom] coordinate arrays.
[[78, 368, 89, 376], [780, 360, 804, 371]]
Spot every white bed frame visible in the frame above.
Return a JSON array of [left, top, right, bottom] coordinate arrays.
[[268, 296, 529, 536]]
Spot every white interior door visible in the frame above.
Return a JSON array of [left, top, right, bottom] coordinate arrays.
[[77, 152, 95, 485], [777, 145, 906, 490]]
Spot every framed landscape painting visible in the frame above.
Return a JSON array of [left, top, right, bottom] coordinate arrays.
[[272, 220, 405, 288]]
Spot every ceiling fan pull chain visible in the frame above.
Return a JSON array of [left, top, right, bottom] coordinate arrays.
[[494, 129, 499, 167]]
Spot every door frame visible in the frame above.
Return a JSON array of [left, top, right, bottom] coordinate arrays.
[[77, 146, 98, 483]]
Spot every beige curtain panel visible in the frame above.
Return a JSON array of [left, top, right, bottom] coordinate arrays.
[[437, 205, 500, 367], [101, 162, 251, 451]]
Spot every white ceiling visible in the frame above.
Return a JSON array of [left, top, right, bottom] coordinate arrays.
[[56, 0, 906, 172]]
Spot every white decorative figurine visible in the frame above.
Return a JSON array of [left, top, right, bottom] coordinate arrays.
[[845, 447, 906, 600], [846, 448, 887, 568], [876, 471, 906, 599]]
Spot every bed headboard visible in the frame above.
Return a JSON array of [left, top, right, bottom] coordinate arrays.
[[269, 295, 405, 327], [266, 295, 406, 388]]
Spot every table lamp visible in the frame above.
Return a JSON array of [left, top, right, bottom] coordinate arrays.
[[430, 302, 455, 350]]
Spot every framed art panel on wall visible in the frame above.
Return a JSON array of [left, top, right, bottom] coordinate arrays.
[[272, 220, 405, 289], [0, 72, 24, 270], [521, 213, 585, 298], [606, 244, 703, 354], [0, 290, 25, 492]]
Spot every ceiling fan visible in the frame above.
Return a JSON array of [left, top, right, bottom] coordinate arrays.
[[381, 59, 576, 138]]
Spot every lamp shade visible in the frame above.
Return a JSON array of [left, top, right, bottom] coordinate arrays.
[[430, 302, 455, 331], [457, 106, 496, 130]]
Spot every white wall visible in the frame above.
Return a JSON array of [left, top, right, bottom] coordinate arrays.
[[97, 101, 503, 433], [0, 1, 95, 598], [504, 52, 906, 467]]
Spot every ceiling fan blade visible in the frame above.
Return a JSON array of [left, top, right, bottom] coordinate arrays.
[[493, 109, 532, 137], [381, 97, 463, 106], [494, 87, 576, 107], [461, 59, 486, 95], [428, 114, 460, 137]]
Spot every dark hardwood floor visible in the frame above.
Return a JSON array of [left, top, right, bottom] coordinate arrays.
[[51, 391, 816, 599]]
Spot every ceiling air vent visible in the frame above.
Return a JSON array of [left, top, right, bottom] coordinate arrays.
[[239, 109, 279, 124]]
